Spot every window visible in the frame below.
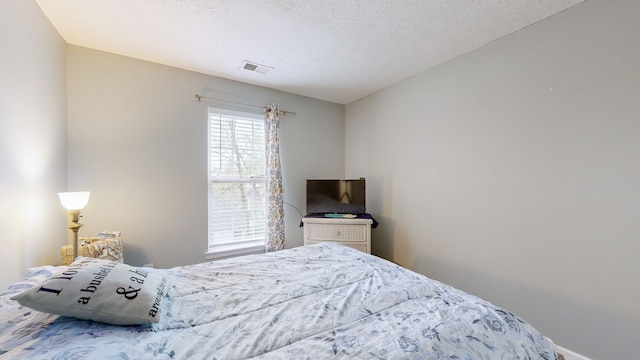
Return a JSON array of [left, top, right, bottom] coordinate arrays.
[[207, 108, 266, 258]]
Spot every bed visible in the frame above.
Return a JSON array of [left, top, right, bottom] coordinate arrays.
[[0, 242, 559, 359]]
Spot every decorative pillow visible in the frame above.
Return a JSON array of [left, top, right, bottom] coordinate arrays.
[[11, 257, 169, 325]]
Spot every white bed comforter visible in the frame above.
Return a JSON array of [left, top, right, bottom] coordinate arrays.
[[0, 243, 558, 359]]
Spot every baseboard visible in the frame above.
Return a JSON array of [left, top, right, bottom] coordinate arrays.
[[557, 345, 592, 360]]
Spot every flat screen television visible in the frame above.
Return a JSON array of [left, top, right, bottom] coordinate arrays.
[[306, 179, 366, 215]]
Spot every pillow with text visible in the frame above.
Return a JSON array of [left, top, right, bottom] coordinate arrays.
[[11, 257, 169, 325]]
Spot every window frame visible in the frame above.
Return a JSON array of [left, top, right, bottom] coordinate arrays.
[[205, 107, 266, 260]]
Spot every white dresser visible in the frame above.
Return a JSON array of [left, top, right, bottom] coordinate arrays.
[[302, 217, 373, 254]]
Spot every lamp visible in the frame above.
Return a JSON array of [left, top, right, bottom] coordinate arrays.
[[58, 191, 90, 260]]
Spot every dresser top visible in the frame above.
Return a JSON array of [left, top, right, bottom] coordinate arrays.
[[302, 217, 373, 225]]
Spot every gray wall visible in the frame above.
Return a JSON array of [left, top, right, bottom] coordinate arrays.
[[66, 45, 345, 268], [0, 1, 68, 290], [346, 1, 639, 358]]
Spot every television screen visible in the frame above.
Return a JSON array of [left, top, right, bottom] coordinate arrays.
[[306, 179, 366, 215]]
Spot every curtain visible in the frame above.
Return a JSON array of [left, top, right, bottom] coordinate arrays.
[[265, 104, 285, 252]]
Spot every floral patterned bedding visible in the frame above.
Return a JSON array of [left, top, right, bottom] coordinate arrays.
[[0, 243, 558, 359]]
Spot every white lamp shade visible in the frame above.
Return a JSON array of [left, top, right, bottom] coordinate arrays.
[[58, 191, 91, 211]]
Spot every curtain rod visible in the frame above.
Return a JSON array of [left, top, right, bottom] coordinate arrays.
[[194, 93, 296, 116]]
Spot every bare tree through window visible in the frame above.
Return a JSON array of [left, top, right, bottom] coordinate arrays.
[[208, 110, 266, 250]]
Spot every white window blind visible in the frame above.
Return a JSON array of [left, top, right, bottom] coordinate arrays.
[[208, 108, 266, 254]]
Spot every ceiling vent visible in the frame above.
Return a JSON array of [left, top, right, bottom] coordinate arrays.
[[241, 61, 273, 75]]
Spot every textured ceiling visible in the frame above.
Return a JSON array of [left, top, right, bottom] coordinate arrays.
[[36, 0, 582, 105]]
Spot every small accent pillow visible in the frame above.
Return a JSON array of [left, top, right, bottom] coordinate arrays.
[[11, 257, 169, 325]]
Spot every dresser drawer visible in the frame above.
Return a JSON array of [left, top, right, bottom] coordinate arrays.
[[305, 240, 368, 253], [302, 217, 373, 254], [306, 223, 367, 242]]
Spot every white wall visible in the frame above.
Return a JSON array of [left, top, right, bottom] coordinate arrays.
[[66, 45, 345, 268], [346, 1, 639, 359], [0, 1, 67, 290]]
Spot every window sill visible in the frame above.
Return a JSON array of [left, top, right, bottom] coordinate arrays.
[[204, 240, 265, 260]]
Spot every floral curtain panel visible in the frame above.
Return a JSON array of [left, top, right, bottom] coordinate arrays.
[[265, 104, 285, 252]]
